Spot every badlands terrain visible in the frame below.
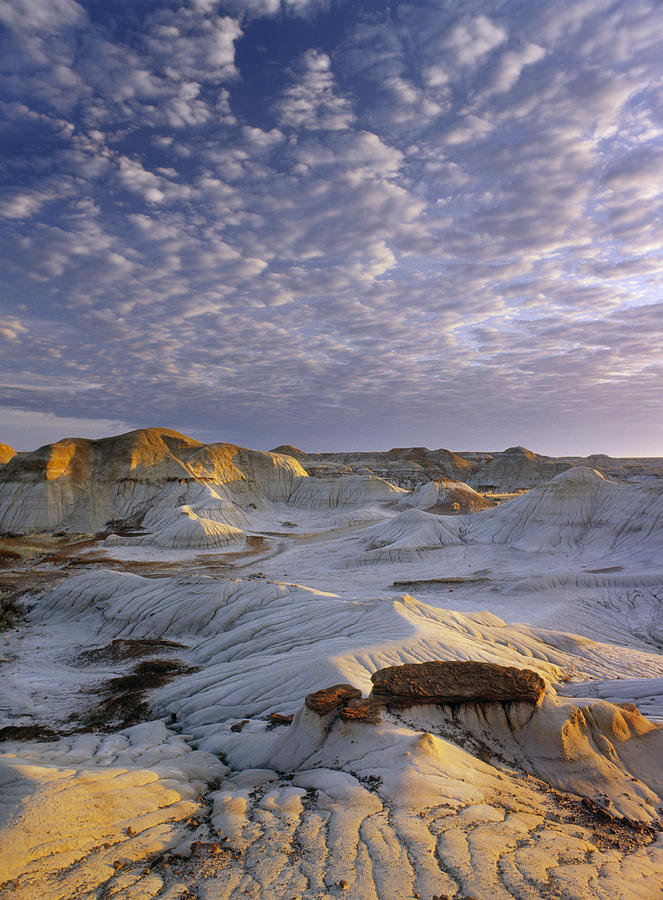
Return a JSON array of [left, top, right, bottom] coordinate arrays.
[[1, 428, 663, 900]]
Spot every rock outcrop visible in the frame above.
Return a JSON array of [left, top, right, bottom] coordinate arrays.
[[0, 427, 308, 534], [289, 474, 405, 509], [466, 465, 663, 554], [272, 443, 663, 491], [370, 661, 546, 707], [468, 445, 573, 491], [302, 662, 546, 726], [404, 478, 494, 514], [293, 446, 478, 488], [0, 428, 411, 537], [269, 445, 312, 462], [305, 684, 362, 715], [359, 508, 462, 563], [305, 686, 384, 723], [338, 697, 384, 723]]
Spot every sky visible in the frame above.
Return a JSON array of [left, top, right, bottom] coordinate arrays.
[[1, 0, 663, 456]]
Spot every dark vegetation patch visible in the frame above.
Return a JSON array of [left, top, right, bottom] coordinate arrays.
[[0, 723, 60, 742], [81, 558, 188, 574], [0, 653, 200, 741], [41, 533, 109, 564], [0, 591, 23, 630], [78, 658, 200, 732], [221, 535, 269, 557], [0, 531, 115, 573], [78, 692, 153, 732], [106, 657, 199, 692], [356, 773, 383, 792], [392, 576, 490, 589], [425, 499, 495, 514], [548, 787, 662, 852], [0, 566, 72, 630], [75, 637, 186, 666], [54, 553, 117, 568], [0, 548, 21, 567]]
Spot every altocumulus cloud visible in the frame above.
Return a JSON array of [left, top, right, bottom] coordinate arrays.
[[1, 0, 663, 455]]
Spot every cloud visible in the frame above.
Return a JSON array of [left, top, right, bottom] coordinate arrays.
[[1, 0, 242, 130], [442, 13, 508, 69], [277, 50, 355, 131], [0, 0, 87, 110], [443, 114, 494, 145], [0, 375, 102, 392], [117, 157, 167, 204], [0, 0, 85, 31], [0, 406, 132, 451], [479, 41, 546, 98], [144, 6, 241, 83], [0, 189, 60, 220], [0, 317, 27, 341], [220, 0, 330, 17], [602, 146, 663, 197]]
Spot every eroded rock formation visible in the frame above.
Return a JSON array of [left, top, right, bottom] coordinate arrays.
[[303, 661, 547, 727], [305, 683, 362, 715], [371, 660, 546, 707]]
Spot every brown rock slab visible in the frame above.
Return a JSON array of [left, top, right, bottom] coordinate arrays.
[[371, 661, 545, 707], [338, 698, 385, 724], [305, 683, 362, 715], [270, 712, 294, 726]]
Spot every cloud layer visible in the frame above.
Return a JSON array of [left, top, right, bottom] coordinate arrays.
[[1, 0, 662, 454]]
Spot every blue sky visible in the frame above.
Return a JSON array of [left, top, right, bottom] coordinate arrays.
[[1, 0, 662, 455]]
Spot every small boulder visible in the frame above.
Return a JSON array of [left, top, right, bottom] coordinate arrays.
[[270, 712, 294, 726], [371, 661, 545, 707], [338, 697, 385, 724], [305, 683, 362, 715]]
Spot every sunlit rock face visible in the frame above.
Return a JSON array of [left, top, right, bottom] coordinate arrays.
[[305, 683, 362, 714], [0, 427, 307, 535], [0, 443, 15, 465], [0, 428, 409, 544]]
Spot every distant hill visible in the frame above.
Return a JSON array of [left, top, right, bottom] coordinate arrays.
[[0, 443, 15, 464], [0, 427, 307, 536]]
